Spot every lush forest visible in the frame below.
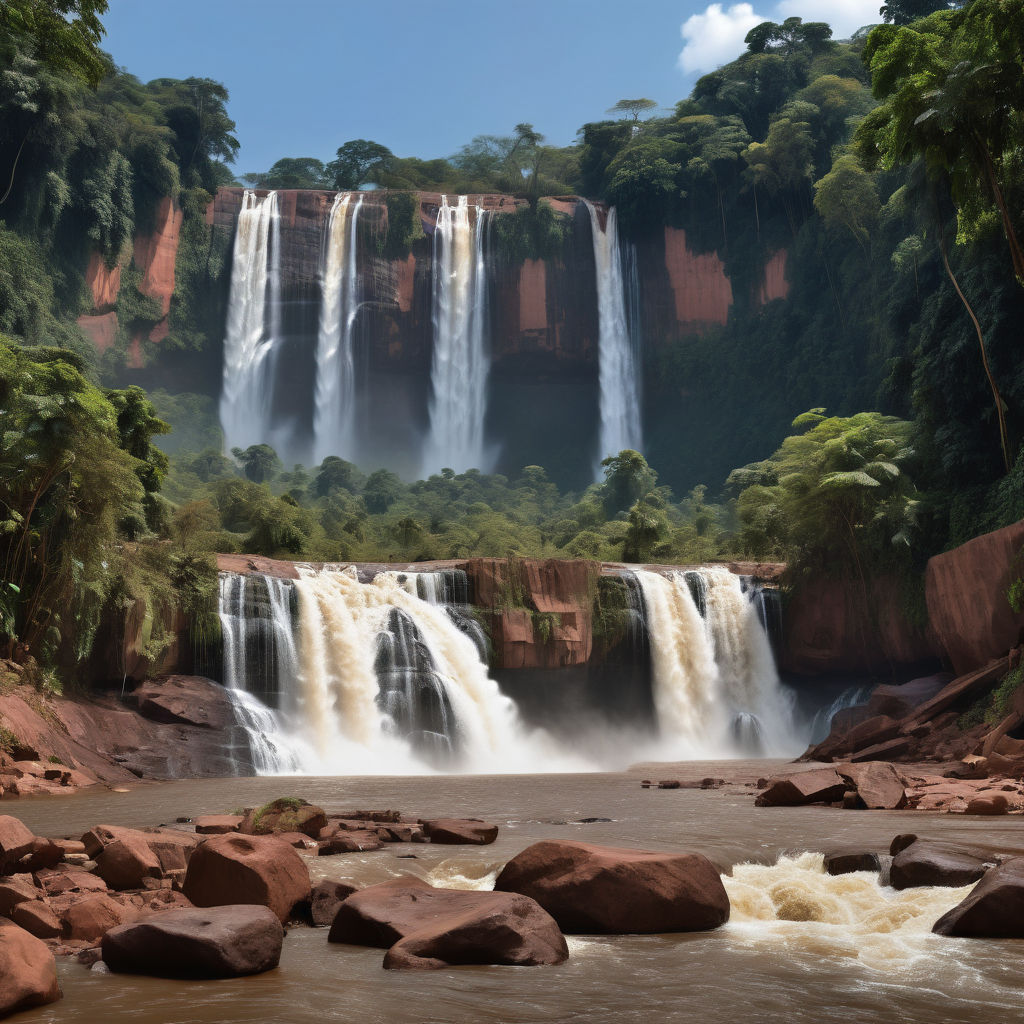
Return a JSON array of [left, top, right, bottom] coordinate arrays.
[[0, 0, 1022, 683]]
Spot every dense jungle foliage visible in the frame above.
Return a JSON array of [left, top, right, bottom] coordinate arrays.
[[0, 0, 1021, 681]]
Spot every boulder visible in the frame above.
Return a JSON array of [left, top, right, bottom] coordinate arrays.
[[0, 816, 35, 872], [102, 905, 283, 979], [81, 826, 198, 875], [194, 815, 244, 835], [241, 798, 327, 839], [328, 877, 567, 970], [311, 880, 357, 927], [421, 819, 498, 845], [21, 838, 63, 873], [0, 875, 41, 915], [836, 763, 908, 810], [93, 835, 163, 890], [9, 901, 61, 939], [35, 867, 108, 897], [493, 840, 730, 934], [61, 895, 135, 942], [0, 919, 61, 1016], [318, 831, 381, 855], [755, 769, 848, 807], [182, 833, 310, 923], [933, 858, 1024, 937], [965, 794, 1009, 815], [890, 839, 990, 890], [125, 675, 235, 730], [890, 833, 918, 856], [823, 850, 881, 876]]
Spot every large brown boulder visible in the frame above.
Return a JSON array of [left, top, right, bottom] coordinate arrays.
[[933, 858, 1024, 937], [493, 840, 729, 934], [836, 763, 908, 810], [823, 850, 882, 876], [183, 833, 310, 923], [328, 877, 567, 970], [0, 875, 41, 915], [0, 816, 35, 872], [60, 895, 135, 942], [241, 798, 327, 839], [125, 675, 235, 730], [9, 901, 61, 939], [890, 839, 991, 890], [102, 905, 283, 978], [421, 819, 498, 845], [93, 835, 163, 890], [754, 769, 848, 807], [0, 920, 61, 1017]]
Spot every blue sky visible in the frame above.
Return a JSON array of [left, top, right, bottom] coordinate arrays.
[[101, 0, 882, 174]]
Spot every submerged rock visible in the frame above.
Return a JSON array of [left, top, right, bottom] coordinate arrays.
[[311, 880, 358, 927], [182, 833, 310, 923], [494, 840, 729, 934], [420, 819, 498, 845], [102, 905, 283, 978], [0, 919, 61, 1017], [823, 850, 882, 876], [933, 858, 1024, 937]]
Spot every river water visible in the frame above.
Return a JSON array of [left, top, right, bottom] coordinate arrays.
[[12, 761, 1024, 1024]]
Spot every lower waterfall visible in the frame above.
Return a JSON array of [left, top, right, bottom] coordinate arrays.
[[636, 567, 799, 757], [213, 563, 803, 774]]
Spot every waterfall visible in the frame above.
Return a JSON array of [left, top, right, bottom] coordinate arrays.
[[219, 190, 282, 453], [585, 200, 643, 473], [636, 567, 799, 756], [314, 192, 363, 465], [216, 572, 303, 774], [423, 195, 491, 475]]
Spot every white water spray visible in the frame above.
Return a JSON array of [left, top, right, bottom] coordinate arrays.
[[585, 200, 643, 473], [219, 190, 282, 453], [314, 192, 363, 464], [423, 195, 491, 475]]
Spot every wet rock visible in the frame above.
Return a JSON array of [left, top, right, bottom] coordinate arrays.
[[658, 780, 681, 789], [102, 905, 283, 979], [836, 763, 908, 810], [318, 831, 381, 855], [890, 834, 918, 856], [194, 815, 244, 835], [311, 880, 357, 927], [9, 900, 61, 939], [21, 838, 63, 873], [823, 850, 881, 876], [329, 877, 567, 970], [890, 839, 990, 890], [241, 798, 327, 839], [0, 919, 61, 1017], [494, 840, 730, 934], [755, 769, 848, 807], [933, 858, 1024, 937], [0, 816, 35, 872], [420, 819, 498, 845], [964, 794, 1009, 815], [383, 824, 424, 843], [183, 833, 310, 923], [124, 675, 235, 730], [60, 895, 134, 943]]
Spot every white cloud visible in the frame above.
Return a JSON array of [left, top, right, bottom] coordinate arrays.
[[775, 0, 882, 38], [677, 0, 883, 77], [677, 3, 767, 75]]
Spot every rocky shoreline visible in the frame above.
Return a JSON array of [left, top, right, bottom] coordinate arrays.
[[2, 787, 1024, 1018]]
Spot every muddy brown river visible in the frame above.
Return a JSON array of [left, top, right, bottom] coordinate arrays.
[[10, 762, 1024, 1024]]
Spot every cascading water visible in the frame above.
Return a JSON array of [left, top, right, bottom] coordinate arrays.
[[216, 572, 303, 774], [313, 192, 363, 465], [636, 567, 799, 756], [219, 190, 282, 453], [423, 195, 491, 475], [585, 200, 643, 472]]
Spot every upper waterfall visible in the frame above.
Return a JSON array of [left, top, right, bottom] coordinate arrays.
[[423, 195, 492, 476], [219, 190, 282, 454], [585, 200, 643, 474], [313, 192, 363, 465]]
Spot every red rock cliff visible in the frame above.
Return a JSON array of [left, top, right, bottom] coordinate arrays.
[[925, 521, 1024, 675]]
